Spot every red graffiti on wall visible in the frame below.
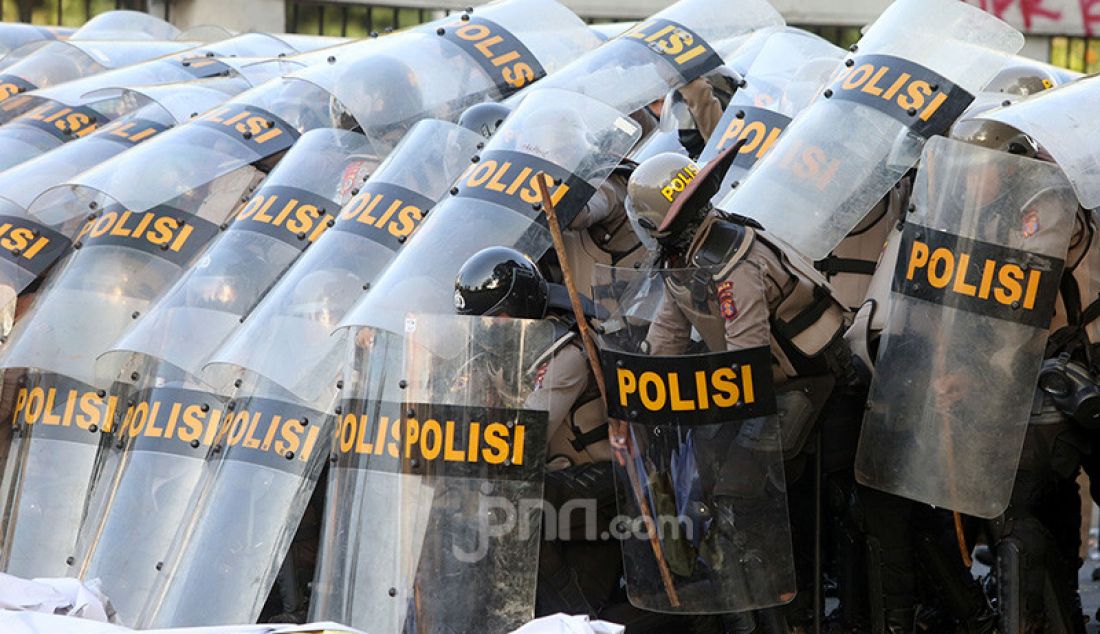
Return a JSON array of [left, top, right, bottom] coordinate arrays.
[[968, 0, 1063, 30]]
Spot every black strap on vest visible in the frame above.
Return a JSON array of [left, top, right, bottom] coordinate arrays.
[[814, 255, 877, 276], [569, 422, 610, 453]]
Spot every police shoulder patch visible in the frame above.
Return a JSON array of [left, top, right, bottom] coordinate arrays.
[[717, 280, 738, 320]]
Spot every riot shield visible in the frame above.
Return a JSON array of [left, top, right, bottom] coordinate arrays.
[[64, 129, 372, 624], [287, 0, 600, 152], [0, 99, 290, 576], [593, 264, 793, 613], [0, 79, 247, 337], [716, 0, 1024, 261], [311, 314, 553, 632], [335, 88, 640, 340], [125, 122, 480, 628], [697, 29, 843, 194], [69, 10, 181, 42], [0, 40, 193, 107], [0, 24, 68, 57], [974, 74, 1100, 211], [204, 120, 482, 404], [856, 136, 1078, 518], [508, 0, 783, 116]]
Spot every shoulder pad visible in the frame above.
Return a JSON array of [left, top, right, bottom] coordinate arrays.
[[691, 218, 753, 273]]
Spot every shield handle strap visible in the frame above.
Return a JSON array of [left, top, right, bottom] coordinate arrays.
[[537, 175, 682, 608]]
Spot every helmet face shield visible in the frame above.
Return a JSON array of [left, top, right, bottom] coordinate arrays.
[[626, 152, 701, 246]]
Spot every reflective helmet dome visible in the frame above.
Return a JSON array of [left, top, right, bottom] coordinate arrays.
[[454, 246, 548, 319]]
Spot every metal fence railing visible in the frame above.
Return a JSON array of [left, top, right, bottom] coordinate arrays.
[[286, 1, 442, 36]]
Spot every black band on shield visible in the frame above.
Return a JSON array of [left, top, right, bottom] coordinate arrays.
[[601, 347, 777, 426], [232, 185, 340, 250], [452, 148, 596, 227], [98, 117, 170, 147], [0, 214, 72, 277], [14, 100, 110, 141], [178, 56, 235, 79], [9, 373, 126, 444], [335, 399, 548, 480], [827, 54, 974, 140], [333, 181, 436, 250], [621, 18, 723, 83], [116, 386, 226, 457], [0, 73, 36, 100], [440, 16, 546, 97], [892, 223, 1064, 328], [707, 106, 791, 170], [193, 102, 300, 159], [74, 203, 222, 268], [218, 396, 327, 476]]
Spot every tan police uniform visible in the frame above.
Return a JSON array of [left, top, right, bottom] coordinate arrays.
[[524, 318, 611, 470], [646, 214, 849, 386], [817, 177, 912, 312], [560, 171, 646, 296]]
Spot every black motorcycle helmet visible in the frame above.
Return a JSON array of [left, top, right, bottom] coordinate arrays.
[[454, 246, 548, 318], [457, 102, 512, 140]]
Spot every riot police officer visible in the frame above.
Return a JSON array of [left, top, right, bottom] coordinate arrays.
[[454, 246, 618, 618], [623, 146, 851, 630]]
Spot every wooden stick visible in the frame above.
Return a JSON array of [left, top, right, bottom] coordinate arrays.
[[536, 175, 681, 608]]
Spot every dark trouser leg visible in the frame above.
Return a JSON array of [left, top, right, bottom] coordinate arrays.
[[859, 486, 916, 634]]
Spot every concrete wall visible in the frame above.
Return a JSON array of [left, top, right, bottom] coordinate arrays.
[[168, 0, 285, 33]]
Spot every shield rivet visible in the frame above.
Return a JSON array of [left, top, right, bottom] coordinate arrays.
[[437, 28, 446, 35], [155, 561, 163, 570], [234, 378, 243, 388], [735, 110, 745, 119], [823, 89, 833, 99], [200, 404, 210, 412], [388, 587, 398, 597], [190, 440, 200, 448], [906, 107, 917, 116], [334, 406, 342, 415], [616, 360, 624, 368], [89, 424, 98, 433], [96, 389, 106, 398], [131, 311, 140, 319], [327, 56, 336, 64], [844, 59, 854, 67], [66, 556, 74, 565], [450, 187, 459, 195], [330, 454, 338, 463], [336, 380, 345, 389], [213, 444, 222, 454], [285, 451, 295, 460], [399, 380, 408, 389], [407, 408, 416, 418], [227, 401, 236, 410], [1011, 301, 1021, 309], [130, 372, 139, 381]]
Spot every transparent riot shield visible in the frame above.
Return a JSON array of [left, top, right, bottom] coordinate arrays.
[[99, 128, 373, 383], [856, 136, 1079, 518], [698, 29, 843, 194], [335, 88, 640, 340], [311, 314, 553, 632], [288, 0, 600, 153], [0, 40, 193, 108], [0, 79, 247, 338], [975, 74, 1100, 210], [594, 264, 793, 612], [204, 120, 483, 404], [66, 129, 372, 625], [509, 0, 783, 116], [0, 104, 284, 576], [0, 24, 67, 57], [134, 372, 333, 628], [716, 0, 1024, 261], [70, 10, 180, 42]]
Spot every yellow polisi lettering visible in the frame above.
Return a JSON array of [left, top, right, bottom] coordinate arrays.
[[614, 366, 757, 413], [904, 238, 1047, 311], [659, 164, 699, 203]]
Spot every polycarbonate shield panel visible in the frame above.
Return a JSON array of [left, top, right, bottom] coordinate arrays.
[[203, 120, 484, 406], [336, 88, 641, 337], [976, 76, 1100, 210], [310, 314, 552, 631], [70, 10, 180, 42], [69, 370, 229, 625], [716, 0, 1024, 261], [856, 136, 1078, 518], [697, 30, 843, 197], [593, 264, 792, 612], [290, 0, 599, 151], [273, 34, 352, 53], [2, 165, 260, 384], [0, 370, 133, 578], [0, 167, 256, 577], [0, 41, 108, 103], [137, 376, 332, 628], [509, 0, 783, 115], [99, 129, 374, 384], [0, 24, 65, 56]]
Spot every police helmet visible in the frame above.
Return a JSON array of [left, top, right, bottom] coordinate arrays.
[[332, 55, 423, 138], [986, 64, 1058, 97], [951, 118, 1039, 158], [458, 102, 512, 140], [626, 152, 701, 247], [454, 246, 548, 319]]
